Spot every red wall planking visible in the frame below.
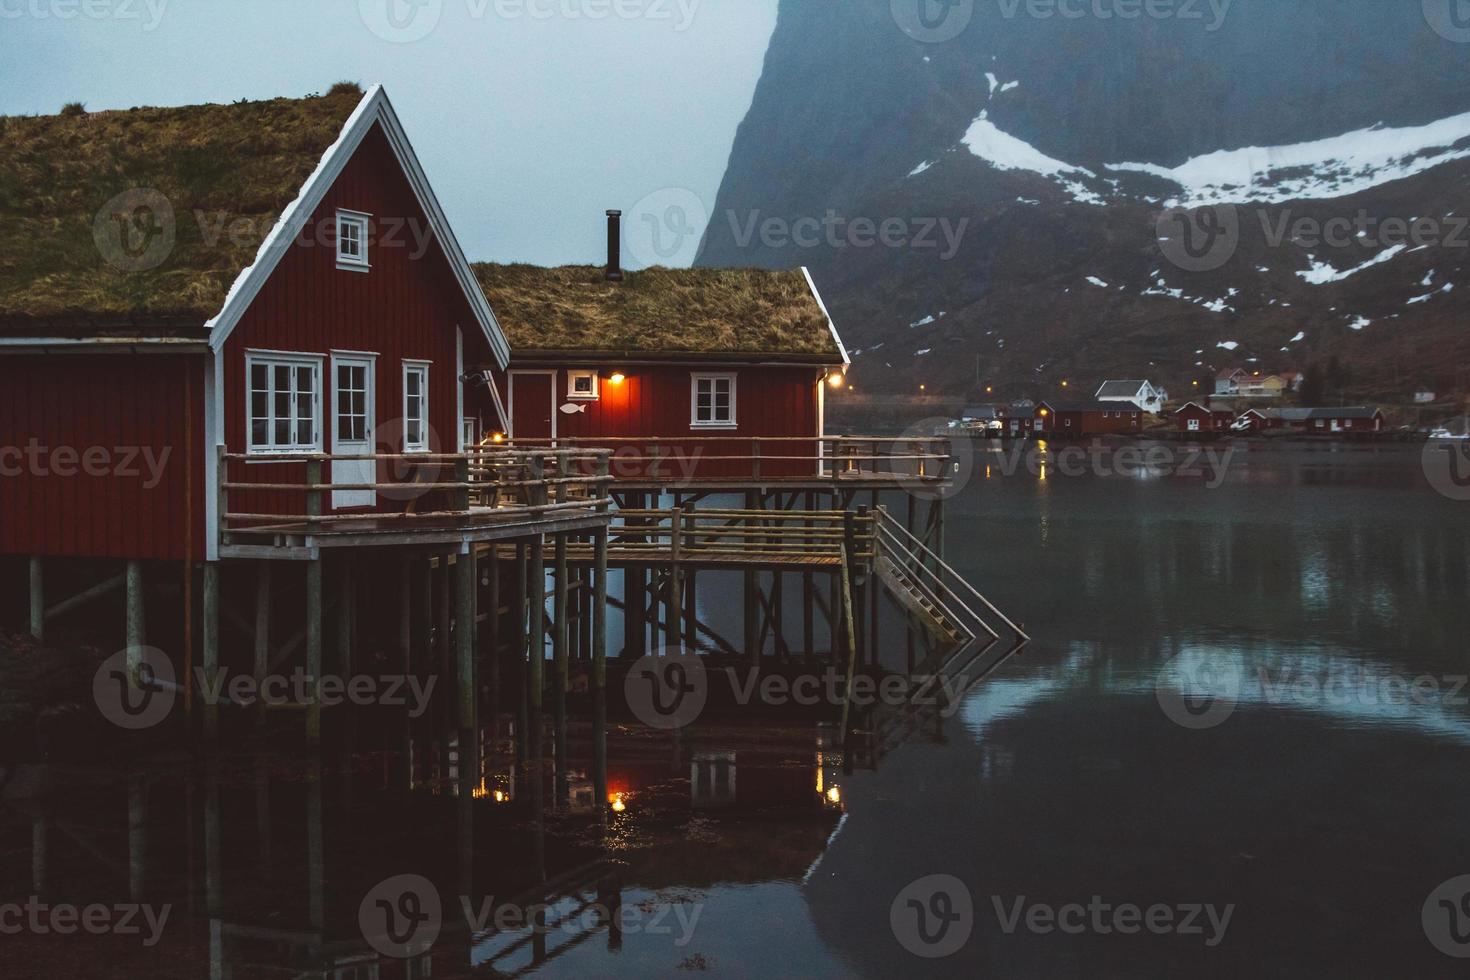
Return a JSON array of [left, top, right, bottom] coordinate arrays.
[[502, 365, 823, 479], [0, 354, 207, 561]]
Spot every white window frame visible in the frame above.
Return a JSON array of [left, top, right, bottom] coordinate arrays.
[[690, 372, 737, 429], [1188, 419, 1201, 432], [245, 351, 324, 456], [403, 360, 431, 453], [567, 369, 600, 401], [336, 209, 371, 272]]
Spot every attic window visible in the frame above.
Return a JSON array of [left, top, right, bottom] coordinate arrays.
[[337, 210, 370, 271]]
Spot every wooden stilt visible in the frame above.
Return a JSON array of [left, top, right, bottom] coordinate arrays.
[[28, 557, 42, 643], [336, 558, 354, 678], [527, 535, 546, 809], [201, 562, 219, 741], [514, 542, 529, 764], [254, 562, 272, 694], [593, 524, 609, 824], [31, 815, 47, 895], [486, 551, 500, 740], [553, 532, 569, 807], [305, 558, 323, 743], [456, 546, 477, 735], [128, 776, 147, 901], [126, 560, 145, 673], [744, 491, 759, 667], [437, 556, 452, 701], [397, 558, 411, 676]]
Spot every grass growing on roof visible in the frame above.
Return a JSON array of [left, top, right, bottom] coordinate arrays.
[[473, 263, 839, 357], [0, 89, 364, 321]]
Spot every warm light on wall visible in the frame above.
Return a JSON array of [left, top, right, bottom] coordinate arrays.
[[491, 432, 506, 444], [827, 372, 845, 389], [609, 372, 626, 385]]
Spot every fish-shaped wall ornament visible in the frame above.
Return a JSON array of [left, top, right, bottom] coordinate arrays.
[[560, 403, 588, 416]]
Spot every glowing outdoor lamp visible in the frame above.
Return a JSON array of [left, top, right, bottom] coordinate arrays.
[[608, 372, 626, 385], [827, 372, 845, 389]]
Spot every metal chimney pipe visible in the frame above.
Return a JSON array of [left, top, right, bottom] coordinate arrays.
[[605, 210, 624, 282]]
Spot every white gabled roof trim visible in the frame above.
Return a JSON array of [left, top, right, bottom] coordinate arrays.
[[801, 266, 850, 368], [205, 84, 509, 367]]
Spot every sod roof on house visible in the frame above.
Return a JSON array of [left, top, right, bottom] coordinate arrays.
[[0, 86, 364, 336], [472, 264, 843, 362]]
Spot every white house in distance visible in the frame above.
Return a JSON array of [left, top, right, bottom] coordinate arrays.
[[1096, 380, 1168, 413]]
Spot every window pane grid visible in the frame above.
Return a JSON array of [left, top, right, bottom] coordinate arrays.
[[248, 356, 320, 453]]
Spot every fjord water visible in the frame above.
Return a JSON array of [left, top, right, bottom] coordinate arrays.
[[4, 441, 1468, 977]]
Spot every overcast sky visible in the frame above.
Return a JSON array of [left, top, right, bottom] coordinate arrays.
[[0, 0, 778, 267]]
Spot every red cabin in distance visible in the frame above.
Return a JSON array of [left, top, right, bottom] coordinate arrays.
[[1174, 402, 1235, 434], [1033, 400, 1144, 438], [473, 236, 849, 483]]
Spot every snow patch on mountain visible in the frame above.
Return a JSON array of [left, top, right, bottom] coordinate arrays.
[[1297, 244, 1407, 285], [1106, 111, 1470, 207], [961, 114, 1104, 205]]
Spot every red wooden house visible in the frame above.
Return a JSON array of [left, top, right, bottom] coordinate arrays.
[[1032, 401, 1144, 438], [0, 84, 507, 570], [472, 218, 849, 481], [1174, 402, 1235, 434]]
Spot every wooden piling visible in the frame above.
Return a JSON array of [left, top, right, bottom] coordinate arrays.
[[485, 550, 500, 740], [456, 546, 477, 734], [593, 524, 609, 823], [254, 562, 272, 695], [553, 532, 569, 807], [527, 535, 546, 809], [305, 558, 323, 743], [336, 558, 354, 678], [201, 562, 219, 741], [514, 542, 529, 764], [28, 557, 42, 643], [126, 559, 145, 680]]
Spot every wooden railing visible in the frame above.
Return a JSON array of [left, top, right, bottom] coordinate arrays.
[[501, 436, 954, 483], [604, 507, 878, 563], [219, 447, 614, 541]]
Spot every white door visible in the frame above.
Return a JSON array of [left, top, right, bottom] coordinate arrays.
[[332, 354, 376, 509]]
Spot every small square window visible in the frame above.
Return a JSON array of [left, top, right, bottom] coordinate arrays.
[[337, 211, 370, 271], [568, 370, 599, 401]]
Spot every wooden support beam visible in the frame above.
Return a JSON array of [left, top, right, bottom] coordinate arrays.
[[43, 572, 124, 623], [527, 535, 546, 811], [397, 558, 411, 677], [201, 563, 219, 741], [126, 561, 146, 683], [553, 532, 569, 808], [254, 562, 272, 693], [485, 551, 500, 740], [29, 557, 43, 643], [437, 556, 452, 690], [593, 525, 609, 825], [305, 559, 323, 744], [336, 559, 354, 678], [514, 542, 529, 764], [456, 547, 477, 734], [128, 777, 147, 902]]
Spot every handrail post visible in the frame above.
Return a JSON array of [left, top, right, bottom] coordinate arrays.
[[529, 454, 548, 508], [751, 439, 761, 481], [305, 458, 323, 526], [454, 456, 471, 513], [596, 452, 611, 513], [217, 444, 230, 546]]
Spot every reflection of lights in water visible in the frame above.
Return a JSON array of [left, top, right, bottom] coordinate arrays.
[[610, 792, 628, 813], [825, 785, 842, 805]]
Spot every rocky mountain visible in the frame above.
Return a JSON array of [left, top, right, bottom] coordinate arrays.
[[696, 0, 1470, 401]]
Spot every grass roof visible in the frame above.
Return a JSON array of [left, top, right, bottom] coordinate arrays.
[[0, 87, 364, 331], [473, 264, 842, 360]]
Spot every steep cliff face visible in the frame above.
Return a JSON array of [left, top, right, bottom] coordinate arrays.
[[697, 0, 1470, 399]]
